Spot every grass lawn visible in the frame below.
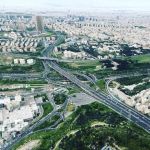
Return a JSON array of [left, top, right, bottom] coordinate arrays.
[[60, 60, 101, 72], [0, 80, 47, 85], [67, 87, 81, 95], [42, 103, 53, 117], [70, 60, 100, 68], [0, 60, 44, 73], [96, 79, 106, 91], [129, 54, 150, 63], [47, 32, 53, 36]]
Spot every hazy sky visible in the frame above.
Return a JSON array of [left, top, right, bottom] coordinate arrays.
[[1, 0, 150, 11]]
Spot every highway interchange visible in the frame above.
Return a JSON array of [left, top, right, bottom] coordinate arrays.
[[41, 36, 150, 133], [47, 61, 150, 133], [2, 35, 150, 150]]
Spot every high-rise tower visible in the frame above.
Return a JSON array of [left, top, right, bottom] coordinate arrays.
[[36, 16, 44, 33]]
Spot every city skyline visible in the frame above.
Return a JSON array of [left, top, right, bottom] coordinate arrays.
[[0, 3, 150, 149], [0, 0, 150, 12]]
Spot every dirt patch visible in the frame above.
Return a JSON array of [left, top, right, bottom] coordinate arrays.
[[17, 140, 41, 150]]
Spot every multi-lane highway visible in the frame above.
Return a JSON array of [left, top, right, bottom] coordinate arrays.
[[41, 36, 150, 133], [47, 60, 150, 133]]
